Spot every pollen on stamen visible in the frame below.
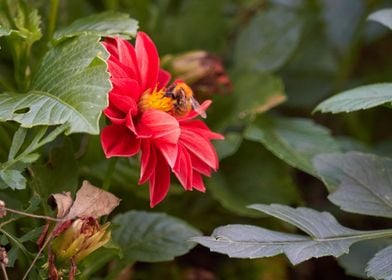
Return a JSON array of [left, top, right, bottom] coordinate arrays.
[[139, 87, 175, 114]]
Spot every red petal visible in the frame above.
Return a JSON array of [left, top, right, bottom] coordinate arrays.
[[189, 153, 212, 176], [115, 37, 140, 81], [125, 111, 137, 134], [111, 78, 142, 101], [102, 40, 119, 59], [174, 145, 193, 190], [180, 130, 219, 170], [139, 141, 156, 184], [107, 57, 131, 79], [155, 140, 178, 168], [135, 32, 159, 92], [108, 92, 137, 114], [149, 150, 171, 207], [137, 110, 180, 144], [180, 120, 224, 140], [157, 69, 171, 90], [101, 125, 140, 157], [103, 106, 126, 124], [179, 100, 212, 121], [192, 172, 206, 192]]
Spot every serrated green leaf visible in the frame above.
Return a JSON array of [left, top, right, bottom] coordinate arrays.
[[244, 116, 340, 178], [314, 152, 392, 218], [314, 83, 392, 114], [234, 7, 303, 72], [0, 169, 26, 189], [53, 11, 138, 42], [368, 9, 392, 30], [192, 204, 392, 265], [209, 141, 301, 217], [112, 211, 201, 262], [338, 239, 392, 279], [366, 245, 392, 280], [0, 35, 110, 134]]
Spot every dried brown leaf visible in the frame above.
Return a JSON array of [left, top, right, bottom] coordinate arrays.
[[65, 180, 120, 219], [50, 192, 73, 218]]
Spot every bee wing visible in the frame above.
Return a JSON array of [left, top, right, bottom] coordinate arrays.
[[190, 96, 206, 118]]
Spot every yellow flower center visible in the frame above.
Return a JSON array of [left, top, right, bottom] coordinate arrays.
[[139, 87, 175, 114]]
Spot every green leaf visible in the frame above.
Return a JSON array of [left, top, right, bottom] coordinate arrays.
[[366, 245, 392, 280], [209, 141, 301, 217], [214, 132, 243, 159], [338, 240, 392, 278], [8, 127, 27, 160], [281, 5, 338, 108], [233, 73, 286, 118], [368, 9, 392, 30], [314, 152, 392, 218], [30, 140, 78, 199], [314, 83, 392, 114], [0, 169, 26, 190], [112, 210, 201, 262], [0, 26, 12, 37], [234, 7, 303, 72], [244, 116, 340, 177], [192, 204, 392, 265], [53, 11, 138, 42], [13, 8, 42, 44], [0, 35, 110, 134]]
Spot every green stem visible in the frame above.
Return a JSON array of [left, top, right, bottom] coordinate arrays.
[[102, 158, 118, 192], [47, 0, 59, 40]]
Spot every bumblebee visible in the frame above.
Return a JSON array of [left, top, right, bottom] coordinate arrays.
[[164, 81, 206, 118]]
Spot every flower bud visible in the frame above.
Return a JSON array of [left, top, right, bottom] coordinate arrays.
[[50, 217, 110, 264], [0, 247, 8, 266], [162, 51, 232, 98], [0, 200, 6, 218]]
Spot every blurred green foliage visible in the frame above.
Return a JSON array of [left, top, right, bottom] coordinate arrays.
[[0, 0, 391, 279]]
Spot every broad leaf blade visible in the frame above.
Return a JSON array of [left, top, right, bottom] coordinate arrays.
[[244, 116, 340, 178], [209, 141, 301, 217], [314, 152, 392, 218], [193, 204, 389, 265], [366, 245, 392, 280], [112, 211, 201, 262], [234, 73, 286, 117], [0, 35, 110, 134], [314, 83, 392, 113], [234, 7, 303, 72], [368, 9, 392, 30], [53, 11, 138, 42], [338, 240, 392, 278]]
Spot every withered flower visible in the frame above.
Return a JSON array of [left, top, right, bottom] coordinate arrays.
[[162, 50, 232, 98]]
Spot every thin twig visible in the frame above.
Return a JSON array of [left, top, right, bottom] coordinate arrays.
[[22, 228, 56, 280], [1, 263, 8, 280], [5, 208, 63, 222]]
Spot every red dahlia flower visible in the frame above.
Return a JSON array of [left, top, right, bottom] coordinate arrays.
[[100, 32, 223, 207]]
